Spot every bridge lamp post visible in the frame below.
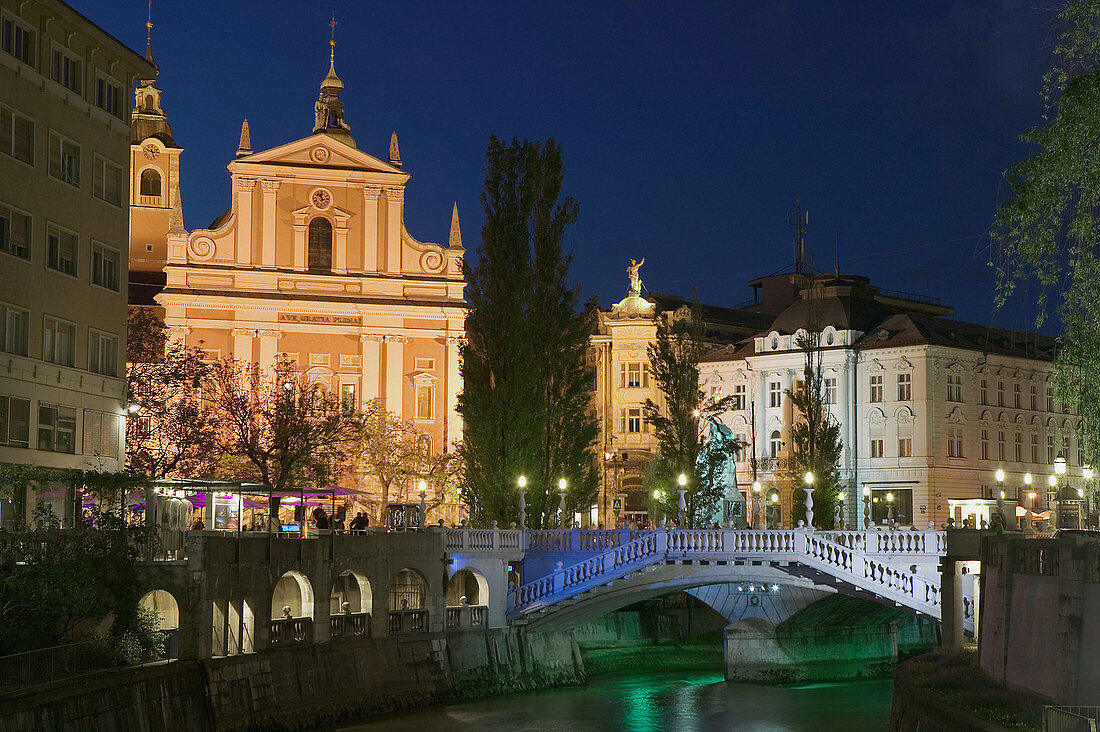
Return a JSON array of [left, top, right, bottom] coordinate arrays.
[[836, 491, 846, 530], [558, 478, 569, 528], [1024, 470, 1035, 537], [886, 492, 895, 528], [518, 476, 527, 530], [863, 487, 871, 530], [769, 491, 779, 529], [418, 480, 427, 528], [803, 472, 815, 529], [653, 489, 665, 525], [1053, 455, 1068, 529], [995, 469, 1006, 527], [677, 473, 687, 528], [1084, 466, 1094, 528], [752, 481, 761, 530]]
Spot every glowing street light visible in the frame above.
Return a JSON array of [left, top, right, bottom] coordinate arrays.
[[517, 475, 527, 530], [751, 480, 762, 529], [558, 478, 568, 528], [418, 480, 427, 528], [802, 472, 815, 529], [862, 486, 871, 529]]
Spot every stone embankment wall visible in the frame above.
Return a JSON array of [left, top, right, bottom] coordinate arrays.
[[0, 628, 583, 731], [888, 656, 1015, 732]]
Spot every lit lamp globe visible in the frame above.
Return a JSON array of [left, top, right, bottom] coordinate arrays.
[[1054, 455, 1068, 476], [518, 475, 526, 488], [418, 480, 427, 498], [770, 493, 779, 504], [653, 489, 662, 500], [1084, 466, 1094, 481], [1078, 488, 1085, 499], [862, 486, 870, 498], [838, 491, 846, 502], [995, 469, 1005, 483], [1048, 475, 1057, 488], [1024, 473, 1033, 486], [804, 472, 814, 486], [752, 481, 761, 494], [559, 478, 567, 491]]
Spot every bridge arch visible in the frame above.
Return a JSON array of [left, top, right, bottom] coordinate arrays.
[[389, 567, 428, 611], [447, 567, 489, 606], [272, 570, 315, 620], [331, 569, 372, 615], [140, 588, 180, 630]]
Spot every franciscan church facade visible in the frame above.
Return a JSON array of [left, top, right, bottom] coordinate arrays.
[[128, 38, 466, 509]]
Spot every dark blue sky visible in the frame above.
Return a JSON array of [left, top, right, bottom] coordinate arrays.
[[86, 1, 1059, 332]]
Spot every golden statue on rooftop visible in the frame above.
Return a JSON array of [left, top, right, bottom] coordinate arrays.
[[628, 258, 645, 295]]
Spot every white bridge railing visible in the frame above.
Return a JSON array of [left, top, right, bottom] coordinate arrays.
[[443, 528, 969, 631]]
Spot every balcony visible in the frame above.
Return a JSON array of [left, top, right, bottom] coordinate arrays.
[[268, 617, 312, 646], [445, 605, 487, 630], [387, 609, 428, 634], [329, 612, 371, 638]]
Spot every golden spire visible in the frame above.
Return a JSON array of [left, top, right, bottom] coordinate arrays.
[[320, 12, 343, 90], [144, 0, 157, 70]]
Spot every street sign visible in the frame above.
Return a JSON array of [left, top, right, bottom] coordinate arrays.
[[612, 498, 622, 511]]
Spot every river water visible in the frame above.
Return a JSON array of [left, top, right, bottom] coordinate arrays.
[[334, 670, 894, 731]]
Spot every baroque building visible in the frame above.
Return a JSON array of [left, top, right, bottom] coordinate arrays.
[[143, 43, 466, 511], [699, 273, 1078, 530], [0, 0, 155, 527]]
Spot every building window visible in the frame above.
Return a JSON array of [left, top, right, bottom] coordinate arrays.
[[1063, 435, 1071, 462], [981, 429, 989, 460], [980, 379, 988, 406], [996, 381, 1005, 407], [620, 362, 648, 389], [870, 438, 884, 458], [947, 427, 964, 458], [140, 168, 161, 197], [947, 374, 963, 402], [1046, 386, 1055, 412], [898, 437, 912, 458], [91, 242, 120, 291], [769, 430, 782, 458], [0, 203, 30, 259], [50, 47, 81, 93], [82, 410, 120, 459], [1030, 384, 1038, 410], [732, 383, 746, 410], [0, 302, 29, 355], [43, 316, 75, 366], [0, 106, 33, 165], [415, 384, 433, 420], [307, 217, 333, 271], [998, 430, 1006, 461], [46, 224, 77, 276], [1, 16, 35, 66], [1031, 433, 1039, 463], [87, 330, 118, 376], [626, 407, 642, 434], [871, 488, 913, 526], [92, 157, 122, 205], [869, 374, 883, 403], [1048, 434, 1055, 464], [1015, 432, 1023, 462], [897, 373, 911, 402], [94, 75, 122, 118], [0, 395, 31, 447], [37, 405, 76, 453], [48, 132, 80, 187], [1014, 383, 1021, 409], [768, 381, 782, 408], [823, 377, 837, 405], [340, 384, 356, 415]]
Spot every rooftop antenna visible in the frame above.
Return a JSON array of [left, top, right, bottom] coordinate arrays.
[[788, 199, 808, 274]]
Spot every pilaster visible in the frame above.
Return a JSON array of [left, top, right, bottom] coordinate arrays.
[[383, 187, 403, 273], [360, 334, 383, 403], [231, 328, 255, 361], [362, 186, 380, 272], [257, 330, 283, 370], [236, 178, 256, 265], [383, 334, 406, 411], [260, 179, 280, 267]]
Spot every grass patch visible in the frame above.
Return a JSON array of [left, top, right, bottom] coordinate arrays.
[[904, 650, 1044, 731]]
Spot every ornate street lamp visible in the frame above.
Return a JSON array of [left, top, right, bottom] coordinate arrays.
[[835, 491, 846, 530], [752, 481, 762, 530], [677, 473, 687, 527], [558, 478, 568, 528], [886, 492, 895, 528], [653, 488, 665, 525], [995, 469, 1006, 526], [517, 475, 527, 530], [803, 471, 815, 529], [1024, 470, 1035, 537], [418, 480, 427, 528], [863, 486, 871, 529], [769, 491, 779, 529]]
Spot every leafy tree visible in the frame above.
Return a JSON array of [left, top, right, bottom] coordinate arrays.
[[992, 0, 1100, 465], [353, 398, 430, 523], [786, 331, 844, 528], [642, 307, 742, 528], [457, 136, 598, 527], [0, 502, 153, 656], [125, 307, 220, 478], [210, 357, 359, 525]]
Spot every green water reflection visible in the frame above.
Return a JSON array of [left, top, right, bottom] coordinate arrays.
[[335, 670, 893, 731]]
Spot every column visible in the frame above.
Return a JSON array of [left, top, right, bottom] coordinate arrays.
[[260, 179, 280, 267], [257, 330, 283, 371], [333, 223, 349, 273], [383, 187, 403, 273], [359, 334, 383, 403], [231, 328, 254, 361], [362, 186, 380, 272], [236, 178, 256, 265], [755, 370, 768, 459], [383, 335, 406, 412], [445, 335, 463, 450]]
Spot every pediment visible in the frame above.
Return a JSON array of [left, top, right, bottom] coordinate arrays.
[[234, 134, 408, 177]]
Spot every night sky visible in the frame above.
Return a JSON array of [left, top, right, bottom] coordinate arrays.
[[84, 1, 1060, 333]]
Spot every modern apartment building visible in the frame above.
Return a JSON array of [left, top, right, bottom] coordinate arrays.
[[0, 0, 155, 526]]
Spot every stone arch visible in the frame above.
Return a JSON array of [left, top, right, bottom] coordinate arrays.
[[140, 589, 179, 630], [867, 407, 886, 424], [447, 567, 489, 607], [272, 570, 315, 620], [389, 567, 428, 611], [331, 570, 372, 615]]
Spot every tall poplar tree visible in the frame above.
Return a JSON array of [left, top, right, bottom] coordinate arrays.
[[458, 137, 598, 527], [642, 306, 740, 528]]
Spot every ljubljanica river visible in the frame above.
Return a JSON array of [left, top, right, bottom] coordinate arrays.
[[335, 670, 893, 732]]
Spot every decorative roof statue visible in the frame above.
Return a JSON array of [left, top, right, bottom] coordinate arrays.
[[312, 15, 355, 148], [628, 257, 645, 295]]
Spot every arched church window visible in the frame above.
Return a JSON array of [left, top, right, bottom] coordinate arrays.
[[140, 169, 161, 197], [308, 217, 333, 272]]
